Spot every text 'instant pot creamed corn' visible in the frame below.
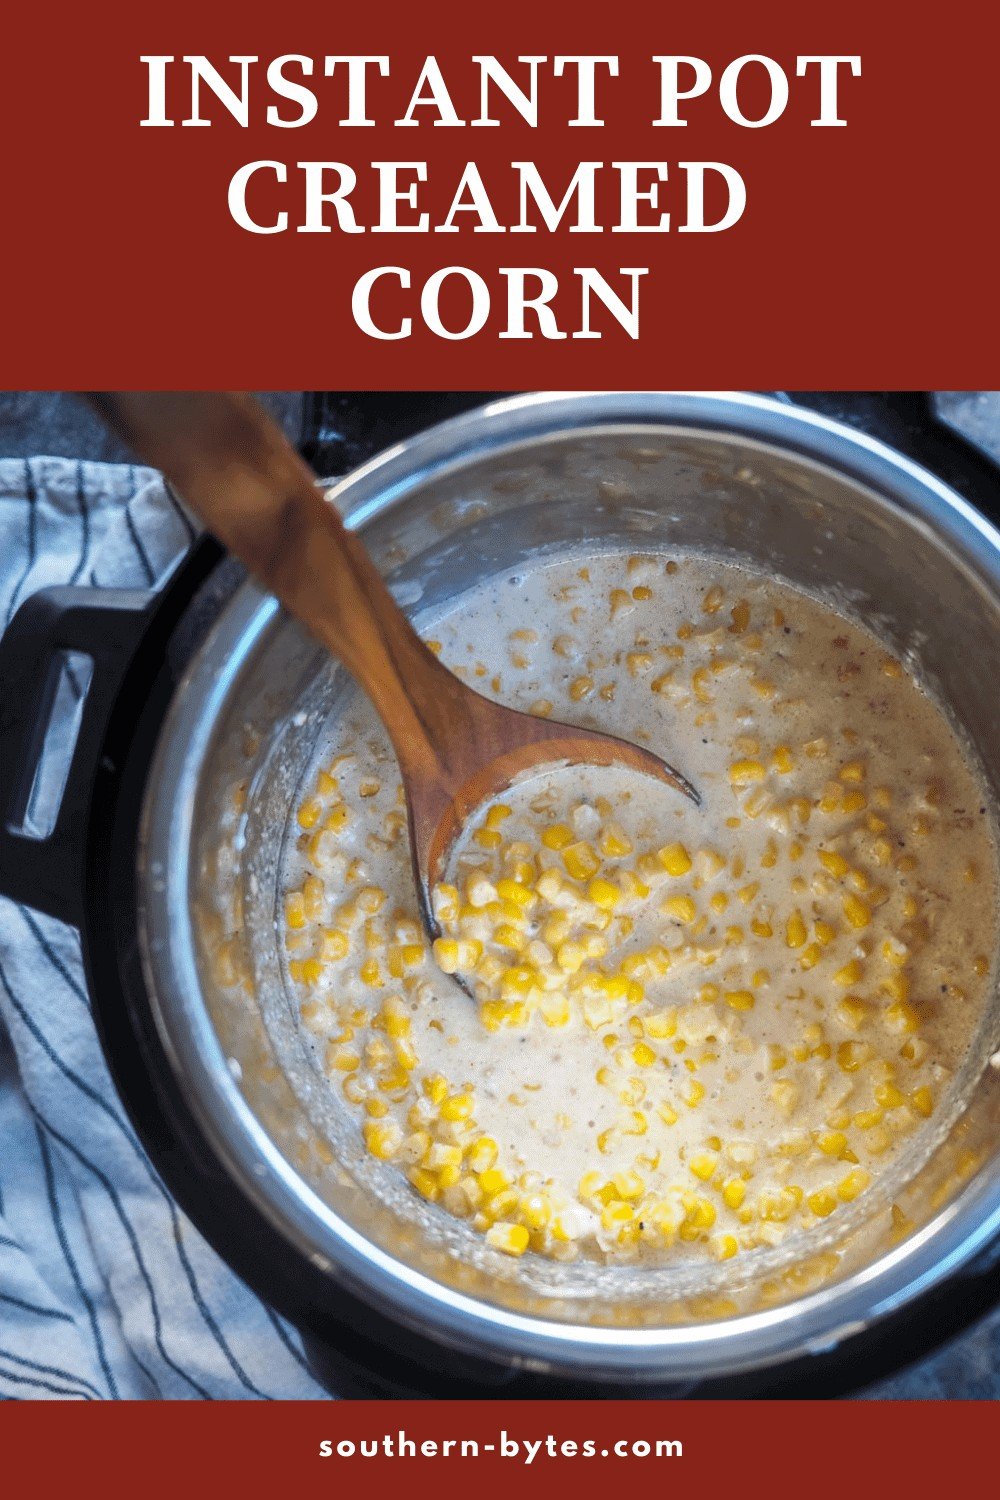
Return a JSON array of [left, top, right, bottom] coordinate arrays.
[[274, 551, 997, 1264]]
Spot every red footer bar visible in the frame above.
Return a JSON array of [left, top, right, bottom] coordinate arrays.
[[1, 1399, 992, 1492]]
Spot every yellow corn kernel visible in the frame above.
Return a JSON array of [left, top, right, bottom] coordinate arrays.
[[875, 1081, 906, 1111], [485, 1188, 519, 1219], [478, 1167, 509, 1197], [363, 1119, 402, 1161], [387, 943, 424, 978], [440, 1092, 474, 1122], [643, 1008, 677, 1041], [485, 1222, 530, 1257], [297, 797, 322, 831], [407, 1167, 440, 1202], [771, 745, 794, 775], [484, 804, 512, 832], [843, 893, 872, 929], [817, 1130, 848, 1157], [729, 759, 766, 788], [423, 1074, 449, 1106], [432, 939, 460, 974], [663, 895, 697, 925], [839, 761, 866, 784], [562, 841, 600, 882], [834, 959, 863, 988], [836, 996, 871, 1032], [613, 1170, 646, 1201], [799, 944, 822, 971], [324, 804, 351, 834], [837, 1040, 870, 1073], [685, 1079, 706, 1108], [474, 828, 502, 850], [720, 1178, 746, 1210], [326, 1042, 360, 1073], [426, 1143, 463, 1172], [689, 1151, 718, 1182], [885, 1000, 920, 1035], [910, 1086, 934, 1117], [285, 891, 307, 931], [785, 910, 807, 949], [569, 676, 594, 702], [600, 824, 633, 859], [690, 666, 713, 703], [630, 1041, 657, 1068], [658, 842, 693, 877], [493, 882, 532, 918], [467, 1137, 498, 1174], [588, 876, 623, 910], [808, 1188, 838, 1218], [540, 992, 571, 1027], [724, 598, 750, 635], [879, 971, 911, 1005], [818, 849, 850, 879], [837, 1169, 871, 1203], [519, 1194, 551, 1230], [494, 924, 528, 954], [724, 990, 755, 1013]]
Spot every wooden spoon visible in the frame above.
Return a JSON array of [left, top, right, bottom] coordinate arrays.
[[86, 392, 698, 944]]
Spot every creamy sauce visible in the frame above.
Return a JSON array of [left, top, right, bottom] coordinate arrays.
[[279, 551, 997, 1263]]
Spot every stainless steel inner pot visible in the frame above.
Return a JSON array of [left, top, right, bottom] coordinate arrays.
[[138, 392, 1000, 1383]]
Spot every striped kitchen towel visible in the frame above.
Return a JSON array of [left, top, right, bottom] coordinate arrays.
[[0, 457, 327, 1399]]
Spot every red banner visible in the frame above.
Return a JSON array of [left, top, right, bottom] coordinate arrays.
[[3, 0, 998, 388], [0, 1399, 993, 1490]]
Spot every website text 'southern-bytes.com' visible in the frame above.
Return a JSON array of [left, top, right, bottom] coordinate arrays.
[[319, 1431, 683, 1464]]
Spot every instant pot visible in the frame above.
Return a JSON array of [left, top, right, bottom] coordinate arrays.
[[1, 391, 999, 1398]]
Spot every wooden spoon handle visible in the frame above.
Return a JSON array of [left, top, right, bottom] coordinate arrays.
[[86, 391, 453, 764]]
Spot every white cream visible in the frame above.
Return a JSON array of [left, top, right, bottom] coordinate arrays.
[[280, 549, 997, 1262]]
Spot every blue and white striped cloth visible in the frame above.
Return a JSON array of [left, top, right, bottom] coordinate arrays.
[[0, 457, 327, 1399]]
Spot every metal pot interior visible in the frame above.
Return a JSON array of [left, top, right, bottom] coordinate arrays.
[[139, 394, 1000, 1377]]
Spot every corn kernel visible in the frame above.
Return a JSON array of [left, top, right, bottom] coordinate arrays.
[[588, 876, 623, 909], [363, 1119, 402, 1161], [843, 893, 872, 929], [563, 841, 600, 881], [885, 1000, 920, 1035], [808, 1188, 838, 1218], [910, 1086, 934, 1117], [440, 1092, 474, 1122], [658, 842, 693, 877], [785, 910, 807, 949], [663, 895, 697, 925], [486, 1222, 530, 1256], [722, 1178, 746, 1210], [724, 990, 755, 1012], [729, 759, 766, 787], [837, 1169, 871, 1203]]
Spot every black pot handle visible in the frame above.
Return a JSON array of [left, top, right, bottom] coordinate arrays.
[[0, 586, 154, 927]]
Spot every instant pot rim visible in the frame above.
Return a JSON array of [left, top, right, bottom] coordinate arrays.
[[138, 390, 1000, 1380]]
